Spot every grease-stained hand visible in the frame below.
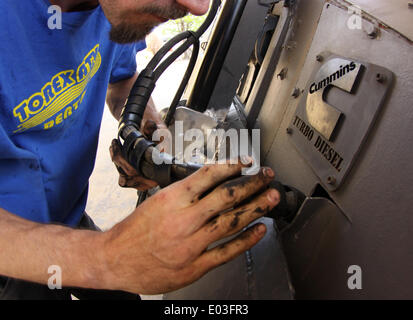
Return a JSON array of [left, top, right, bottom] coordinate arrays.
[[101, 160, 280, 294], [110, 139, 158, 191], [109, 120, 162, 191]]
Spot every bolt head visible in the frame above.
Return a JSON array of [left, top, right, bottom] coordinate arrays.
[[327, 176, 336, 185], [292, 88, 300, 98], [277, 68, 288, 80], [363, 23, 380, 39], [376, 73, 386, 83], [286, 127, 293, 135], [368, 30, 378, 39], [316, 55, 323, 62]]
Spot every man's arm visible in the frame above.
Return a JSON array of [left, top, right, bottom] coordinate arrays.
[[0, 163, 280, 294], [0, 74, 161, 289], [0, 208, 106, 289]]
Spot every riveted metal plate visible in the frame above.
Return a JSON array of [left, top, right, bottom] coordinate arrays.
[[289, 52, 393, 191]]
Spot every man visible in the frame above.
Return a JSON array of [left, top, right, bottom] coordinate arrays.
[[0, 0, 280, 299]]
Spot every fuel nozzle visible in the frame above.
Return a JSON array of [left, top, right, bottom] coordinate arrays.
[[266, 181, 305, 227]]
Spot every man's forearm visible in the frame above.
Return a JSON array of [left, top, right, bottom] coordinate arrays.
[[0, 208, 108, 290]]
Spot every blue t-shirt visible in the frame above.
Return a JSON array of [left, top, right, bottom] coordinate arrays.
[[0, 0, 146, 226]]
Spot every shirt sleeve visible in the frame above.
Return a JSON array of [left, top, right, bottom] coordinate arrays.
[[109, 40, 147, 84]]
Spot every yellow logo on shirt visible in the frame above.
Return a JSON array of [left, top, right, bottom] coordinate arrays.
[[13, 44, 102, 133]]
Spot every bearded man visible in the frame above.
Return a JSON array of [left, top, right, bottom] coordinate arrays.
[[0, 0, 279, 300]]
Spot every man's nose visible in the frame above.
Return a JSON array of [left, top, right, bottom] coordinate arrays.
[[176, 0, 211, 16]]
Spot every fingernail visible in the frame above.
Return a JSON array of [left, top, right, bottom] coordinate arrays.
[[263, 167, 275, 178], [267, 189, 280, 203]]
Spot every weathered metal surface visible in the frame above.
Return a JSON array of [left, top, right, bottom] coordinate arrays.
[[187, 0, 269, 119], [290, 54, 393, 191], [280, 197, 353, 299], [164, 218, 293, 300], [261, 1, 413, 298], [253, 0, 326, 167], [346, 0, 413, 42], [245, 2, 292, 129], [165, 0, 413, 300]]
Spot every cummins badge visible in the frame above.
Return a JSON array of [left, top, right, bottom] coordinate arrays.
[[289, 52, 393, 191]]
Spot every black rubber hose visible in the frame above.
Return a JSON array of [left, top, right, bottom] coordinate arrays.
[[187, 0, 246, 112], [195, 0, 221, 38], [117, 0, 222, 209], [119, 0, 221, 139], [152, 33, 197, 82], [146, 0, 221, 73], [164, 40, 200, 126], [146, 31, 193, 70]]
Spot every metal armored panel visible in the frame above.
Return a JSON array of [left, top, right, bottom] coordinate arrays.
[[261, 1, 413, 298], [164, 218, 293, 300]]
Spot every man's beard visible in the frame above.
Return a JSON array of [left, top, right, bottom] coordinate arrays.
[[109, 23, 153, 44], [109, 4, 188, 44]]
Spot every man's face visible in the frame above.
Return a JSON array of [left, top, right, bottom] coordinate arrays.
[[99, 0, 211, 44]]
